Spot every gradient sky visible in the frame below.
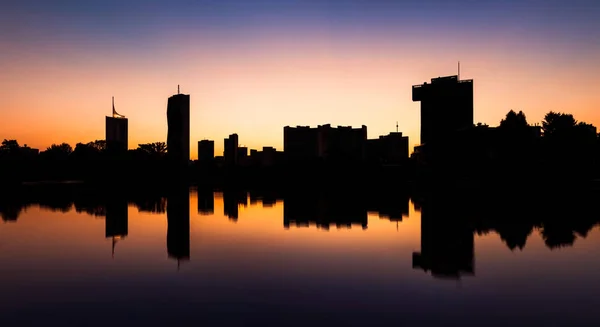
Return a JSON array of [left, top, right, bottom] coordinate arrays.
[[2, 0, 600, 157]]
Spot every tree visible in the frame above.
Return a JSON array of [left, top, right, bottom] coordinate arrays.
[[542, 111, 577, 138], [73, 140, 106, 158], [0, 139, 20, 155], [43, 143, 73, 158], [87, 140, 106, 152], [541, 111, 598, 178], [137, 142, 167, 157], [499, 110, 528, 129]]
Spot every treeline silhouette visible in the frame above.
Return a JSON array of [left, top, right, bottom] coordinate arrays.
[[414, 110, 600, 182], [0, 183, 170, 222], [0, 140, 171, 185], [1, 110, 600, 185]]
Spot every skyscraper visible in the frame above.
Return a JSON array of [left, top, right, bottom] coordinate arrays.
[[167, 87, 190, 166], [197, 140, 215, 165], [105, 97, 128, 152], [412, 75, 473, 146], [224, 133, 239, 166]]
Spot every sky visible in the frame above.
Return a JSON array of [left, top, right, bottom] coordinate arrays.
[[1, 0, 600, 157]]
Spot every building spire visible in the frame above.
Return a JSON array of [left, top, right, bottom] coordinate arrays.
[[111, 97, 125, 118], [111, 237, 117, 259]]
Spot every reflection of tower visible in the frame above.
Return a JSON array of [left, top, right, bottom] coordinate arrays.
[[412, 194, 474, 279], [197, 189, 214, 215], [367, 189, 409, 222], [167, 187, 190, 267], [105, 198, 128, 258], [283, 190, 368, 230], [223, 190, 247, 221]]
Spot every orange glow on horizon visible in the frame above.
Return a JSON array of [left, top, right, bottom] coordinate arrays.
[[2, 35, 600, 158]]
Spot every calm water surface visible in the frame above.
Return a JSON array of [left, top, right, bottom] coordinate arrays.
[[1, 187, 600, 326]]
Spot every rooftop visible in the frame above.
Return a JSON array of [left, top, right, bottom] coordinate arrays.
[[413, 75, 473, 88]]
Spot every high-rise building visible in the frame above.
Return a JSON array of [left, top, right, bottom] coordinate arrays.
[[224, 134, 239, 166], [105, 97, 128, 152], [412, 75, 473, 145], [366, 132, 409, 165], [283, 124, 367, 163], [197, 140, 214, 164], [167, 88, 190, 165]]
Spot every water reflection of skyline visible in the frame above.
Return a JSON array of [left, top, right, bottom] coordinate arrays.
[[2, 186, 600, 277], [2, 186, 600, 327]]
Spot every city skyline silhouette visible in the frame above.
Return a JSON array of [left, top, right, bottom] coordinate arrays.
[[2, 1, 600, 158], [2, 2, 600, 326]]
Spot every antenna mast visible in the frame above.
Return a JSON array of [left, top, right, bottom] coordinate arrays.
[[458, 61, 460, 80], [396, 121, 399, 133], [178, 85, 180, 94]]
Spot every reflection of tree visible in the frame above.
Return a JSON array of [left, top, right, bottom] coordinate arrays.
[[494, 223, 534, 251], [0, 206, 22, 222], [38, 200, 73, 213], [540, 222, 578, 249], [133, 197, 167, 214], [419, 187, 600, 253]]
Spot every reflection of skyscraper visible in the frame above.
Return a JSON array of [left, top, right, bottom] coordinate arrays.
[[283, 191, 368, 230], [197, 189, 214, 215], [223, 190, 246, 221], [366, 189, 409, 222], [166, 89, 190, 166], [105, 198, 128, 258], [412, 194, 474, 279], [167, 187, 190, 265]]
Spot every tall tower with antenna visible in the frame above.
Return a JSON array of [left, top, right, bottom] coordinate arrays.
[[105, 97, 128, 152], [167, 86, 190, 167], [411, 67, 473, 146]]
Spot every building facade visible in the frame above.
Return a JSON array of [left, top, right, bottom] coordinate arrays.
[[224, 134, 239, 166], [166, 93, 190, 165], [366, 132, 409, 165], [105, 117, 128, 152], [283, 124, 367, 163], [197, 140, 214, 164], [412, 75, 473, 146]]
